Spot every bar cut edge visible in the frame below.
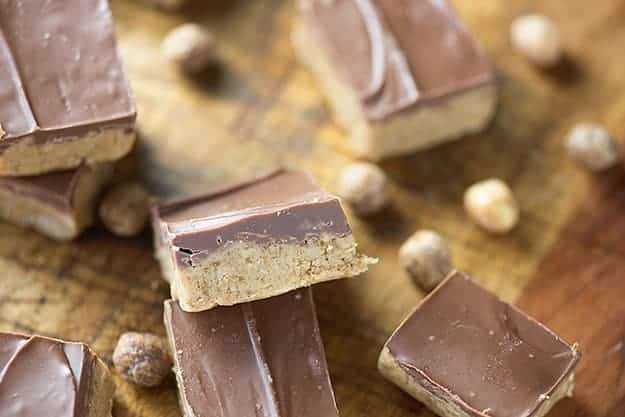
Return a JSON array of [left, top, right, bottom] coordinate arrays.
[[378, 347, 575, 417], [163, 300, 199, 417], [158, 232, 376, 312], [0, 163, 114, 240], [0, 128, 135, 176], [86, 354, 116, 417]]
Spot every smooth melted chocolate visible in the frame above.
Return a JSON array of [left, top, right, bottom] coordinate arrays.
[[0, 167, 86, 211], [151, 169, 351, 266], [0, 333, 94, 417], [164, 288, 339, 417], [299, 0, 495, 120], [0, 0, 136, 149], [385, 271, 580, 417]]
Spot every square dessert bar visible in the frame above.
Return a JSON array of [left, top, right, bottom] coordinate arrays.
[[0, 164, 114, 241], [164, 288, 339, 417], [0, 0, 136, 176], [0, 332, 115, 417], [293, 0, 497, 160], [152, 169, 375, 312], [379, 271, 580, 417]]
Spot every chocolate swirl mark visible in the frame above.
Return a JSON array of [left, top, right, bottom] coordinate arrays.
[[0, 336, 78, 417], [352, 0, 419, 117], [351, 0, 386, 99], [383, 34, 420, 105]]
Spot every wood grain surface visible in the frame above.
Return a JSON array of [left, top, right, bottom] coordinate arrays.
[[1, 0, 625, 416]]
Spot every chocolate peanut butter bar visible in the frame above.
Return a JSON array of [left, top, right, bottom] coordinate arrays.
[[0, 0, 136, 176], [293, 0, 497, 160], [164, 288, 339, 417], [0, 333, 115, 417], [379, 271, 580, 417], [0, 164, 114, 240], [152, 169, 375, 312]]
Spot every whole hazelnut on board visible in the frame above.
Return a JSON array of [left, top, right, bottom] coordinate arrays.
[[162, 23, 215, 74], [399, 230, 452, 292], [464, 179, 519, 235], [99, 181, 150, 237], [565, 123, 620, 172], [510, 15, 562, 67], [336, 162, 389, 216], [113, 332, 172, 387]]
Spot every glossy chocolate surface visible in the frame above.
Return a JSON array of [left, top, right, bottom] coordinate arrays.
[[0, 166, 87, 211], [385, 271, 580, 417], [298, 0, 495, 120], [151, 169, 351, 266], [164, 288, 339, 417], [0, 0, 136, 150], [0, 333, 94, 417]]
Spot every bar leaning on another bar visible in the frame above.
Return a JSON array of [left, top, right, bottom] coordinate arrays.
[[293, 0, 497, 160], [0, 164, 114, 241], [164, 288, 339, 417], [0, 333, 115, 417], [378, 271, 580, 417], [152, 169, 375, 312], [0, 0, 136, 176]]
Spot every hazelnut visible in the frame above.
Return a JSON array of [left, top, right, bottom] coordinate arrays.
[[162, 23, 215, 74], [99, 181, 150, 237], [464, 179, 519, 234], [565, 123, 620, 171], [113, 332, 171, 387], [399, 230, 452, 292], [336, 162, 389, 216], [510, 15, 562, 67]]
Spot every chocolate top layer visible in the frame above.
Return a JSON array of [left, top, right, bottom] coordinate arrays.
[[0, 0, 136, 149], [299, 0, 495, 120], [164, 288, 339, 417], [385, 271, 580, 417], [0, 167, 85, 211], [0, 333, 94, 417], [152, 169, 351, 265]]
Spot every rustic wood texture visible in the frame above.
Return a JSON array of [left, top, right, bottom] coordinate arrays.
[[1, 0, 625, 416]]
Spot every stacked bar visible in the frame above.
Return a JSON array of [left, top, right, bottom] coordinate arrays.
[[0, 0, 136, 240], [0, 332, 115, 417], [152, 168, 375, 311], [152, 169, 374, 416], [293, 0, 497, 160]]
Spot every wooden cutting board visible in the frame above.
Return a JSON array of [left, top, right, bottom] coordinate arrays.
[[1, 0, 624, 416]]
